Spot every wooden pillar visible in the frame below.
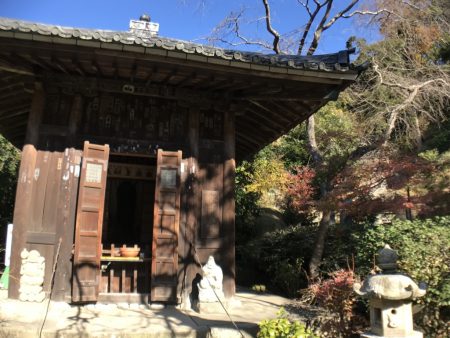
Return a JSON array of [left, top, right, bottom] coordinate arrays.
[[223, 109, 236, 298], [182, 107, 199, 307], [24, 82, 45, 146], [8, 145, 37, 299], [68, 94, 83, 147]]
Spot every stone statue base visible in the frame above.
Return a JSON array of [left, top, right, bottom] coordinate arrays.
[[194, 297, 242, 314], [195, 301, 226, 314], [361, 330, 423, 338]]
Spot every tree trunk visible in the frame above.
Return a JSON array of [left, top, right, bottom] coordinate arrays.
[[413, 112, 423, 152], [309, 210, 332, 279], [306, 115, 332, 279], [307, 115, 322, 165]]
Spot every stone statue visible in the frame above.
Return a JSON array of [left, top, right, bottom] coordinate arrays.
[[198, 256, 224, 303], [19, 249, 45, 302]]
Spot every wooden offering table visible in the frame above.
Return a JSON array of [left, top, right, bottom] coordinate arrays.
[[99, 245, 151, 301]]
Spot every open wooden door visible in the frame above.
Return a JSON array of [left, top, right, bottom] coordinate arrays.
[[72, 142, 109, 302], [151, 150, 182, 302]]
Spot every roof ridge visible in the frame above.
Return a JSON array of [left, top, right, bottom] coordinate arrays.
[[0, 16, 356, 72]]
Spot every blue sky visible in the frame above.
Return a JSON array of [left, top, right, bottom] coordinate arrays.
[[0, 0, 379, 54]]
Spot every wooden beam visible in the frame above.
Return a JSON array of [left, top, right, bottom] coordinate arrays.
[[0, 52, 36, 74], [235, 119, 270, 145], [0, 87, 26, 101], [0, 81, 25, 93], [0, 61, 34, 76], [0, 119, 27, 131], [174, 72, 195, 87], [0, 103, 29, 117], [71, 58, 86, 76], [160, 68, 177, 85], [91, 60, 102, 76], [130, 62, 137, 82], [246, 104, 289, 129], [24, 82, 45, 145], [145, 65, 157, 86], [236, 141, 254, 152], [239, 110, 281, 136], [33, 55, 53, 71], [0, 95, 32, 111], [207, 77, 236, 92], [8, 144, 37, 299], [235, 130, 261, 148], [30, 55, 56, 72], [68, 94, 83, 145], [286, 99, 311, 112], [0, 108, 28, 122], [42, 73, 229, 104], [184, 106, 199, 306], [223, 109, 236, 298], [193, 74, 214, 90], [267, 101, 299, 120], [112, 59, 119, 79]]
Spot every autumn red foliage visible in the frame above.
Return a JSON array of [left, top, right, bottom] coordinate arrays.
[[307, 269, 368, 336], [329, 151, 437, 219], [286, 165, 316, 212]]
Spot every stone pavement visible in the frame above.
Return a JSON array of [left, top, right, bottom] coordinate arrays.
[[0, 288, 293, 337]]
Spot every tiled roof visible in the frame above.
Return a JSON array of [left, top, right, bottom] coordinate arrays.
[[0, 17, 357, 73]]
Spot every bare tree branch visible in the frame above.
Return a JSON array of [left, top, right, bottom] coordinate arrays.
[[304, 1, 400, 56], [207, 9, 273, 51], [342, 9, 396, 19], [297, 0, 327, 55], [374, 63, 450, 92], [298, 0, 313, 17], [360, 59, 450, 147], [307, 0, 333, 55], [322, 0, 359, 30], [261, 0, 281, 54], [401, 0, 421, 10], [383, 78, 450, 145]]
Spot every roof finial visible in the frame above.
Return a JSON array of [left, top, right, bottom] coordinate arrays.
[[139, 14, 150, 22]]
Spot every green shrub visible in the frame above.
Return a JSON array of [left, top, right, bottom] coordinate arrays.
[[354, 217, 450, 337], [257, 308, 318, 338], [241, 222, 361, 297], [242, 225, 316, 296], [0, 134, 20, 229]]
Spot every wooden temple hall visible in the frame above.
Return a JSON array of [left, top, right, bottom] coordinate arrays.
[[0, 16, 361, 304]]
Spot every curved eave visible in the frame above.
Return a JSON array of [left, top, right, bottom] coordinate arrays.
[[0, 18, 359, 158]]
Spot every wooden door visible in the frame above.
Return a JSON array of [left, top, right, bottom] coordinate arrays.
[[151, 150, 182, 302], [72, 141, 109, 302]]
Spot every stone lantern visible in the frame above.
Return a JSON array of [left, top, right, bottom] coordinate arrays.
[[354, 245, 426, 338]]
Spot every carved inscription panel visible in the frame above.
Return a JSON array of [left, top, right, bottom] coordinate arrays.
[[81, 94, 187, 142]]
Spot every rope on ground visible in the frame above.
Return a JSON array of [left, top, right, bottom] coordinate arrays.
[[192, 247, 245, 338], [39, 237, 62, 338]]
